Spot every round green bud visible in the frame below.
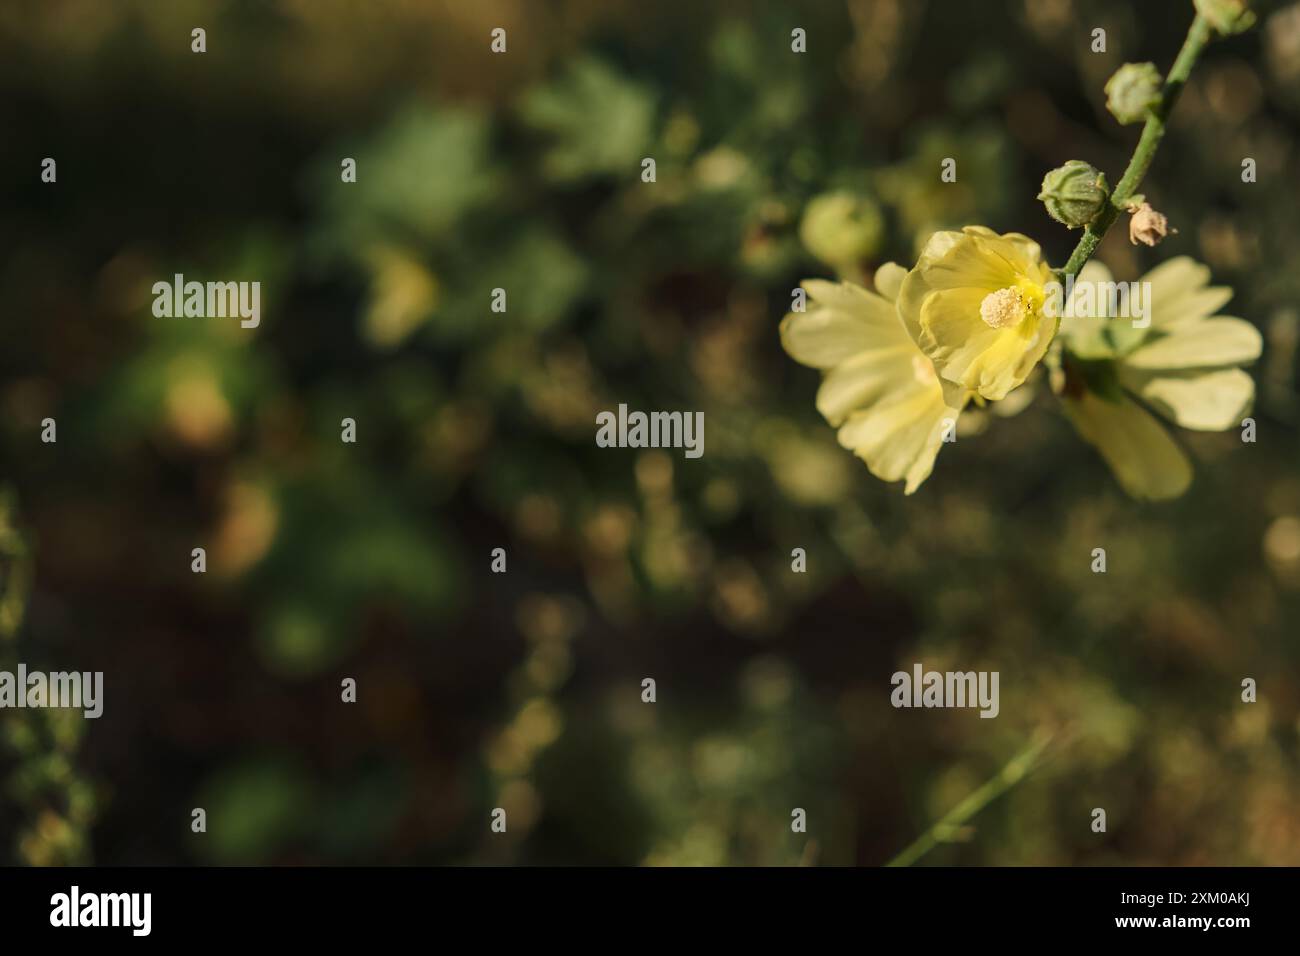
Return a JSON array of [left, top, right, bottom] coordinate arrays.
[[1105, 62, 1163, 125], [1038, 161, 1109, 229], [798, 191, 884, 270], [1194, 0, 1256, 36]]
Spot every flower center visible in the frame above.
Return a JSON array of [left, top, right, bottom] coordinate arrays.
[[911, 354, 938, 386], [979, 287, 1028, 329]]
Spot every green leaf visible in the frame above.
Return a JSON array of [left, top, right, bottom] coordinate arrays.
[[520, 58, 656, 182]]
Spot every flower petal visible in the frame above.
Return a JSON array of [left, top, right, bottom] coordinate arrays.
[[814, 345, 917, 425], [922, 231, 1020, 292], [873, 262, 908, 302], [897, 229, 1014, 341], [977, 229, 1045, 276], [1057, 261, 1116, 358], [919, 288, 1053, 400], [779, 279, 908, 369], [835, 386, 962, 494], [1124, 317, 1262, 370], [899, 227, 1055, 401], [1063, 391, 1192, 500], [1119, 366, 1255, 431], [1144, 256, 1233, 329]]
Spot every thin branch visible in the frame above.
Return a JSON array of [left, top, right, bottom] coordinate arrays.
[[1058, 13, 1215, 280], [885, 728, 1055, 867]]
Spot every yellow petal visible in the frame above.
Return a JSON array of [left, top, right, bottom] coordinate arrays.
[[835, 384, 962, 494], [1057, 261, 1115, 358], [937, 375, 970, 410], [919, 288, 1053, 400], [873, 262, 908, 302], [814, 345, 916, 425], [921, 230, 1019, 291], [917, 286, 1002, 365], [1143, 256, 1233, 329], [1124, 317, 1262, 370], [1119, 366, 1255, 431], [779, 279, 908, 369], [897, 229, 1012, 341], [899, 227, 1055, 400], [972, 228, 1045, 275], [1063, 391, 1192, 500]]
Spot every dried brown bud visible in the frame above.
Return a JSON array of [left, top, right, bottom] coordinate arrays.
[[1128, 202, 1176, 247]]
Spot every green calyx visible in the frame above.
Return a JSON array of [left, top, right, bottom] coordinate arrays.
[[1039, 161, 1110, 230], [1105, 63, 1163, 125]]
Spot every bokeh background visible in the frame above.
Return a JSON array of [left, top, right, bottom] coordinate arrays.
[[2, 0, 1299, 866]]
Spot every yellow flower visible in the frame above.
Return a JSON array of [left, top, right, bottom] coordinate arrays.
[[897, 226, 1057, 402], [1056, 257, 1261, 500], [780, 265, 969, 494]]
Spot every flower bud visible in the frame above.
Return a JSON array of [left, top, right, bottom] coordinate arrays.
[[1105, 63, 1163, 125], [1038, 161, 1109, 229], [798, 191, 884, 270], [1194, 0, 1256, 36]]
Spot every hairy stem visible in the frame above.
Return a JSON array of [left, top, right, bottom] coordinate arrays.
[[1058, 13, 1214, 280], [885, 729, 1054, 868]]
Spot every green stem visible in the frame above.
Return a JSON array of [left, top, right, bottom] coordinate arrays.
[[1058, 13, 1214, 280], [885, 729, 1054, 868]]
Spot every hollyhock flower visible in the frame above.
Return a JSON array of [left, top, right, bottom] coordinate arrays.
[[897, 226, 1057, 402], [1056, 257, 1261, 500], [780, 265, 970, 494]]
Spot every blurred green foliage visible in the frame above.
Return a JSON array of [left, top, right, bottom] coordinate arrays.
[[1, 0, 1298, 865]]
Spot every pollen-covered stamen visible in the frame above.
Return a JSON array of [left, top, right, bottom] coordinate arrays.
[[979, 287, 1028, 329], [911, 354, 938, 386]]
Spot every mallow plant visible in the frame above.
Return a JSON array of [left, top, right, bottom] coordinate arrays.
[[781, 0, 1260, 501]]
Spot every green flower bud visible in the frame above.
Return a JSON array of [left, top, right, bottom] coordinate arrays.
[[798, 191, 884, 270], [1194, 0, 1256, 36], [1038, 161, 1109, 229], [1105, 63, 1163, 125]]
